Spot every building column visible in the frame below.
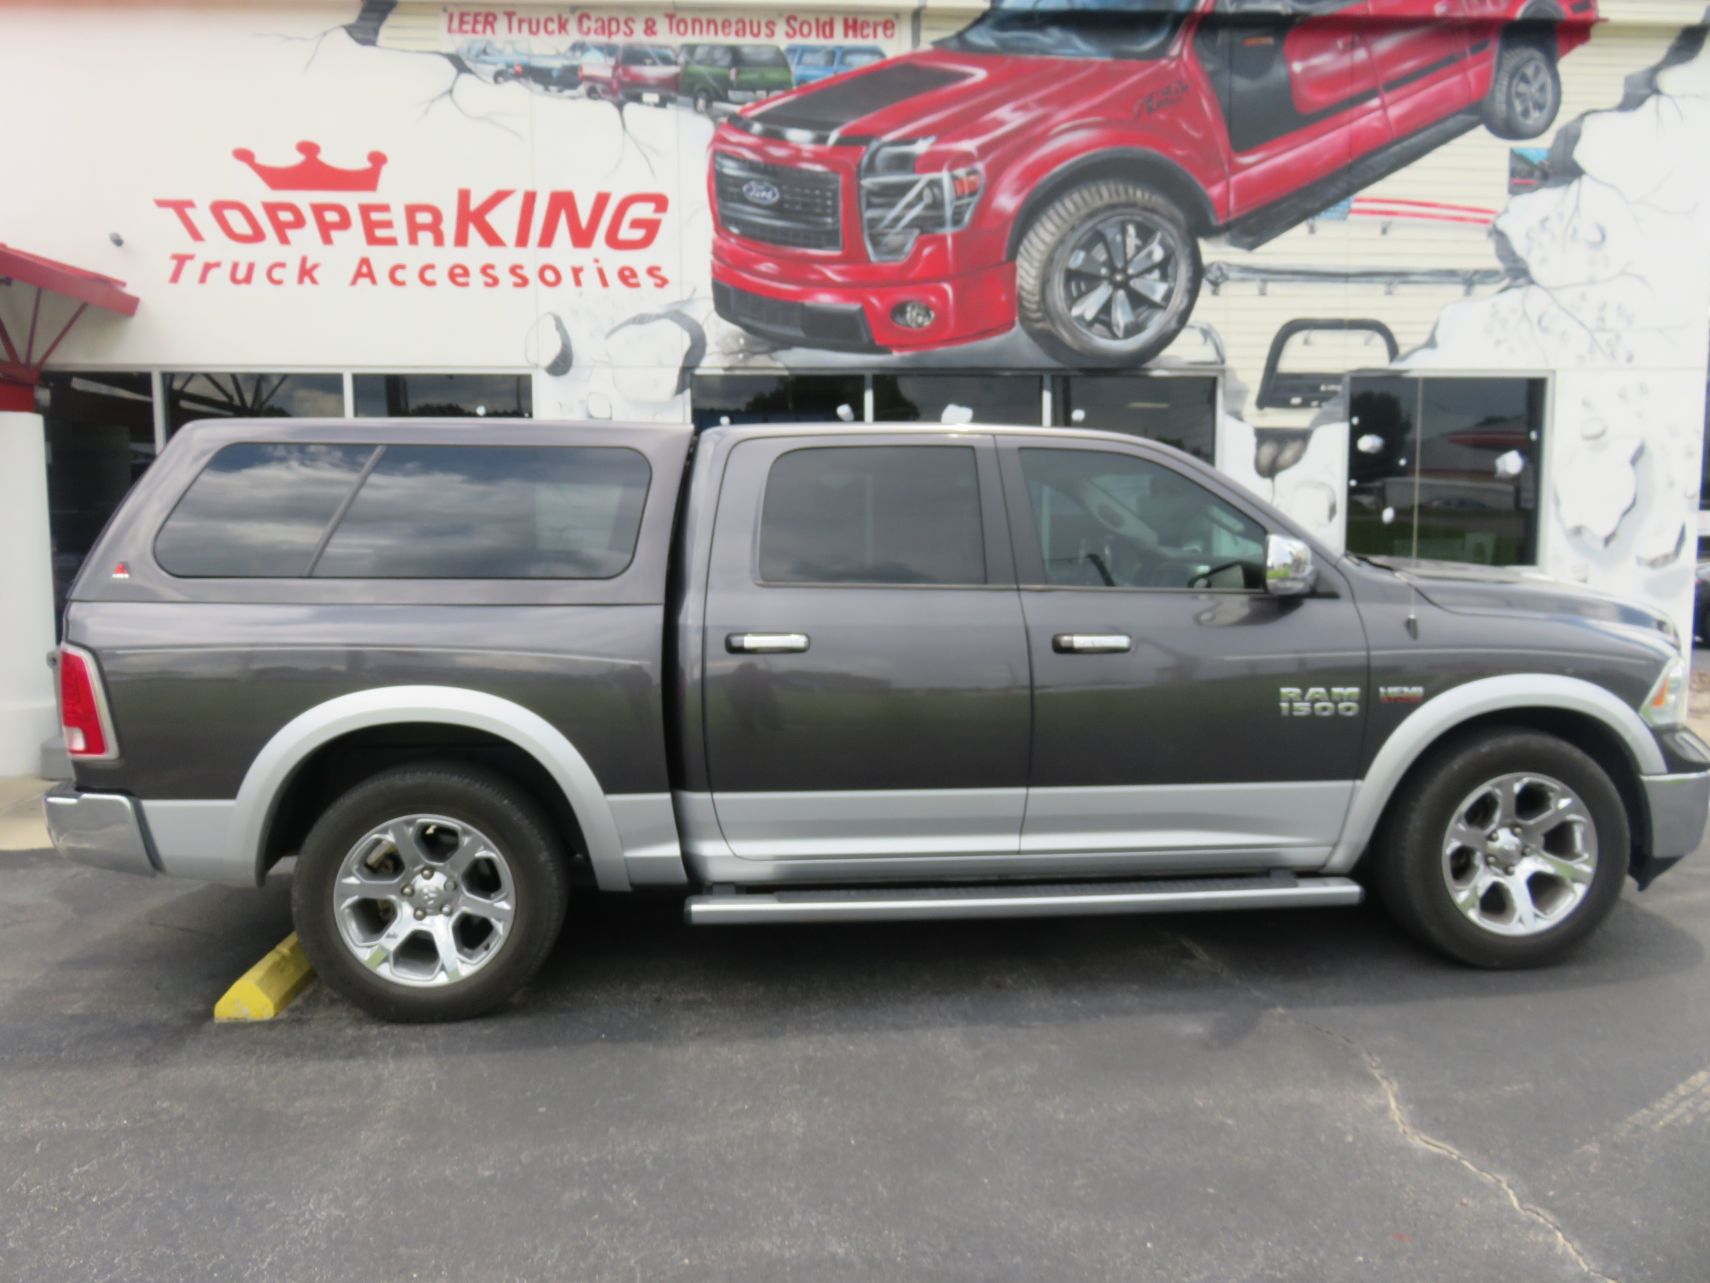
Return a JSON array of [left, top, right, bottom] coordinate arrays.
[[0, 393, 60, 777]]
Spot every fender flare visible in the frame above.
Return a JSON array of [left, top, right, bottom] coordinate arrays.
[[1324, 674, 1664, 874], [234, 686, 631, 891]]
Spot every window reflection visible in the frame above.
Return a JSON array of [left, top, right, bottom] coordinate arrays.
[[1052, 374, 1217, 461], [872, 373, 1044, 425], [353, 374, 532, 418], [691, 373, 865, 429], [166, 372, 344, 437]]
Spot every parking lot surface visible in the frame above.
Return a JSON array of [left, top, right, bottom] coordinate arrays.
[[2, 833, 1707, 1282]]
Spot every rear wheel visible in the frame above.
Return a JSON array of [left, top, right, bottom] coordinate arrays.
[[1015, 179, 1201, 368], [1371, 730, 1627, 967], [292, 763, 570, 1021], [1483, 42, 1562, 140]]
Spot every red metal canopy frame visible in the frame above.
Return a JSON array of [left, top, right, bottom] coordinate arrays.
[[0, 243, 139, 410]]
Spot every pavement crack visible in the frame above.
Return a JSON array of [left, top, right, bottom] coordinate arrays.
[[1175, 933, 1620, 1283]]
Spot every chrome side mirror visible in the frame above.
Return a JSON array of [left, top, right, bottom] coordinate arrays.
[[1265, 534, 1316, 596]]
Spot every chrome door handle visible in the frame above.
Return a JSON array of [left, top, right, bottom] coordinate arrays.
[[727, 632, 810, 654], [1053, 633, 1132, 654]]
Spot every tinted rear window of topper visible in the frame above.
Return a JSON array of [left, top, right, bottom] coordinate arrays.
[[155, 443, 652, 580]]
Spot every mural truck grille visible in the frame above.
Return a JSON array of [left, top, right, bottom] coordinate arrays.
[[713, 154, 842, 252]]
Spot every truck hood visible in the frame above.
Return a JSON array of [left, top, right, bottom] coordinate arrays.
[[1363, 557, 1677, 643], [743, 49, 1155, 144]]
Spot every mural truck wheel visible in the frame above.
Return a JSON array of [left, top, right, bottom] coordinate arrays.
[[1016, 180, 1201, 369], [1483, 42, 1562, 140]]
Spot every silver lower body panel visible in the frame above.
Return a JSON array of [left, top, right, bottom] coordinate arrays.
[[1642, 770, 1710, 858], [43, 786, 157, 877], [685, 873, 1363, 925]]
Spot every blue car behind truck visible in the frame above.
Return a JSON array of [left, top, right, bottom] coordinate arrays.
[[785, 43, 887, 84]]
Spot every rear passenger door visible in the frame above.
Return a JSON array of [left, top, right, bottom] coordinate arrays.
[[997, 438, 1368, 868], [701, 435, 1031, 865]]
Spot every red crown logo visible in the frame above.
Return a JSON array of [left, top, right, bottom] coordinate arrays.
[[231, 141, 388, 192]]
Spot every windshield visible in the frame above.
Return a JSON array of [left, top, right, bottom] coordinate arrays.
[[939, 0, 1197, 59]]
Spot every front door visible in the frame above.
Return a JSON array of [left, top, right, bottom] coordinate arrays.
[[997, 438, 1368, 869], [702, 434, 1031, 866]]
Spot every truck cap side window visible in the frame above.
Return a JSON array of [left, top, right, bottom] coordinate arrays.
[[154, 443, 374, 578], [759, 445, 986, 586], [313, 445, 651, 580], [1018, 448, 1265, 590]]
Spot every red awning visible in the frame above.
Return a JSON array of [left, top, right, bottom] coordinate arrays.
[[0, 243, 140, 393], [0, 243, 138, 317]]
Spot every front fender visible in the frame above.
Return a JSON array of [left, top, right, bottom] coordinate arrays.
[[1324, 674, 1664, 874]]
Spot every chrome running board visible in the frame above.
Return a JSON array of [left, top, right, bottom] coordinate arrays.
[[685, 873, 1363, 925]]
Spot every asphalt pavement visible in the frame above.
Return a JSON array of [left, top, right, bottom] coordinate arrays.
[[1, 828, 1707, 1281]]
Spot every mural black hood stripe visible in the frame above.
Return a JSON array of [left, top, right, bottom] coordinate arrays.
[[751, 63, 972, 134]]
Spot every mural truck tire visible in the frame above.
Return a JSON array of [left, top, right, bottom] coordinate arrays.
[[1016, 179, 1201, 369], [1370, 729, 1627, 970], [1483, 42, 1563, 140], [291, 763, 571, 1022]]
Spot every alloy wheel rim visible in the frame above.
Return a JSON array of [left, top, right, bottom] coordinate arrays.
[[1512, 61, 1553, 127], [1440, 771, 1597, 937], [1056, 212, 1186, 351], [332, 813, 517, 987]]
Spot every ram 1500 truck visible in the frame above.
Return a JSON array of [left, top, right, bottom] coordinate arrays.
[[45, 419, 1708, 1020]]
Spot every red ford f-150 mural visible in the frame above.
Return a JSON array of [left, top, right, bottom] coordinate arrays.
[[708, 0, 1596, 366]]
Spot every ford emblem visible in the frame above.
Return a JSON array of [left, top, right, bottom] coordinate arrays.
[[742, 179, 781, 207]]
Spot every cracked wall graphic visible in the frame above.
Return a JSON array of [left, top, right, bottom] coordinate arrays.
[[2, 0, 1706, 635]]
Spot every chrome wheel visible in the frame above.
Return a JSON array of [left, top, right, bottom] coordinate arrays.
[[332, 813, 517, 987], [1509, 59, 1554, 131], [1441, 772, 1597, 937], [1055, 212, 1189, 353]]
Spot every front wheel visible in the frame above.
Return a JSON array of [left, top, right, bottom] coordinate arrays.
[[1015, 179, 1202, 369], [292, 763, 570, 1021], [1483, 42, 1562, 140], [1371, 730, 1628, 968]]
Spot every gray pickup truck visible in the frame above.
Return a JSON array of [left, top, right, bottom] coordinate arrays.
[[44, 419, 1710, 1020]]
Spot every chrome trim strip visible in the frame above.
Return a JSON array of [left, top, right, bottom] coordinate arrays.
[[140, 799, 239, 883], [1325, 675, 1668, 875], [703, 787, 1028, 860], [686, 875, 1364, 924], [1023, 781, 1353, 853], [43, 786, 156, 877]]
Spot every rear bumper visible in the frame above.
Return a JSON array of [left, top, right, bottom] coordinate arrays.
[[1635, 770, 1710, 888], [42, 785, 157, 877]]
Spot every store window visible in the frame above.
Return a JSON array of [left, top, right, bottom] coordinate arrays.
[[872, 373, 1044, 425], [165, 372, 344, 437], [1050, 374, 1218, 462], [38, 372, 156, 615], [353, 373, 531, 418], [1346, 376, 1545, 565], [690, 373, 865, 429]]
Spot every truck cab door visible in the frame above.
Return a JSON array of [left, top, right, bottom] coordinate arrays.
[[1195, 0, 1390, 217], [997, 437, 1368, 869], [696, 434, 1031, 878], [1364, 0, 1475, 139]]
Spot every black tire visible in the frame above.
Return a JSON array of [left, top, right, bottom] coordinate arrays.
[[1482, 41, 1562, 140], [1015, 178, 1202, 369], [1371, 729, 1628, 968], [292, 763, 570, 1022]]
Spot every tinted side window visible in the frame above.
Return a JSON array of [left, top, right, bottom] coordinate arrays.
[[315, 446, 650, 579], [155, 443, 372, 577], [759, 446, 985, 585], [738, 44, 787, 67], [701, 45, 734, 67], [1019, 448, 1265, 590], [621, 44, 645, 65]]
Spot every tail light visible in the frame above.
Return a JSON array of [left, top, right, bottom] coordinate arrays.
[[59, 644, 117, 760]]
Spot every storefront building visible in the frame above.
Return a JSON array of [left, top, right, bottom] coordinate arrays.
[[2, 0, 1708, 773]]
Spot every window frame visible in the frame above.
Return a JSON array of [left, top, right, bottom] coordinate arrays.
[[996, 435, 1281, 595]]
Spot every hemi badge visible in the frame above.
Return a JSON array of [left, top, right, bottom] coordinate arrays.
[[1379, 685, 1424, 704]]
